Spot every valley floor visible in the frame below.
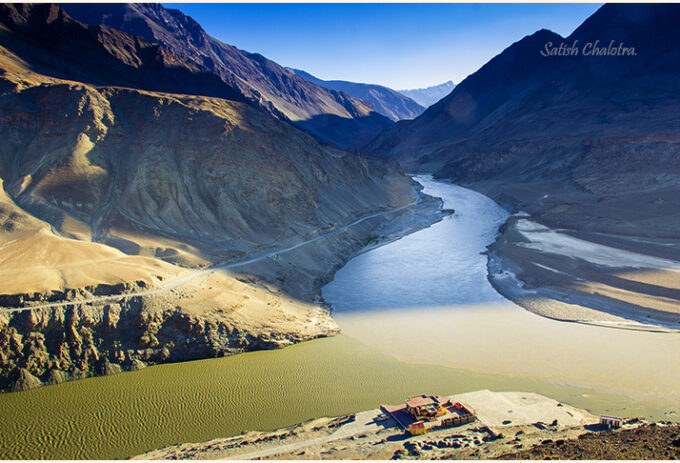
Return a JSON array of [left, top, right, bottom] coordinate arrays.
[[2, 178, 678, 459]]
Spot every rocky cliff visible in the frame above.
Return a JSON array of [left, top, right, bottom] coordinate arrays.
[[0, 270, 340, 392]]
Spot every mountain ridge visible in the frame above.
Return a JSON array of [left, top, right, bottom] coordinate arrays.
[[291, 69, 425, 121], [397, 80, 455, 108], [0, 3, 247, 103], [58, 2, 394, 148]]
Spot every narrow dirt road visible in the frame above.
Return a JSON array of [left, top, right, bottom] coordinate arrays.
[[0, 200, 422, 314]]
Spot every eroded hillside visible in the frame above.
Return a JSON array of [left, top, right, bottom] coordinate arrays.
[[0, 3, 442, 391]]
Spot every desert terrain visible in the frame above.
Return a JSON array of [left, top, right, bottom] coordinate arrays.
[[1, 3, 679, 461]]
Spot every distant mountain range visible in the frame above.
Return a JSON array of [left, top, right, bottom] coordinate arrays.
[[291, 69, 425, 121], [58, 3, 393, 148], [397, 80, 456, 108]]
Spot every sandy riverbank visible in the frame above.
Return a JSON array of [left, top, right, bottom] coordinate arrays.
[[487, 214, 680, 332], [450, 176, 680, 332], [134, 389, 646, 460]]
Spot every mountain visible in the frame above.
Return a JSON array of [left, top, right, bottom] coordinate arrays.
[[291, 69, 425, 121], [367, 4, 680, 327], [0, 3, 435, 391], [0, 2, 246, 102], [58, 3, 393, 149], [368, 4, 680, 216], [397, 80, 455, 108], [367, 28, 567, 168]]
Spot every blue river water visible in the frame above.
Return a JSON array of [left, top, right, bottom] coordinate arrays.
[[323, 175, 509, 312]]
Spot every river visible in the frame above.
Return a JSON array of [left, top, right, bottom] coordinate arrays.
[[0, 176, 678, 459], [323, 176, 510, 311], [325, 176, 680, 418]]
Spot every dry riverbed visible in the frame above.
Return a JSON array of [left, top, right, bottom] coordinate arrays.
[[134, 389, 646, 460]]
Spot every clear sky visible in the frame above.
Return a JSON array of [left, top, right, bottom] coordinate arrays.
[[166, 3, 601, 90]]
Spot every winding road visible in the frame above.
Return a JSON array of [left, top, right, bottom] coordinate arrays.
[[0, 199, 424, 314]]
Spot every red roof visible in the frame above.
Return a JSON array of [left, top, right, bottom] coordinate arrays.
[[405, 395, 437, 408], [410, 421, 426, 429]]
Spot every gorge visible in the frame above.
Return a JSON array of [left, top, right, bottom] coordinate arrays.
[[0, 2, 679, 461]]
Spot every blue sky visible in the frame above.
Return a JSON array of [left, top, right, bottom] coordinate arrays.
[[166, 3, 601, 89]]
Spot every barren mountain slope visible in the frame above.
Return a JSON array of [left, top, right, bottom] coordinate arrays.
[[0, 79, 416, 272], [0, 59, 346, 392], [59, 2, 394, 148], [0, 3, 246, 103], [292, 69, 425, 121], [368, 4, 680, 205], [0, 4, 435, 391]]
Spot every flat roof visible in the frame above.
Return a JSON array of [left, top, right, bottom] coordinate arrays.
[[381, 401, 474, 432], [405, 395, 437, 408]]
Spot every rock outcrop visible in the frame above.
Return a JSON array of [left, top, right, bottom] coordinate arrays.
[[0, 274, 340, 392]]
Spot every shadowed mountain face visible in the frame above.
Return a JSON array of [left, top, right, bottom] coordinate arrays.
[[291, 69, 425, 122], [58, 3, 393, 148], [0, 3, 246, 102], [367, 4, 680, 213], [397, 80, 455, 108]]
